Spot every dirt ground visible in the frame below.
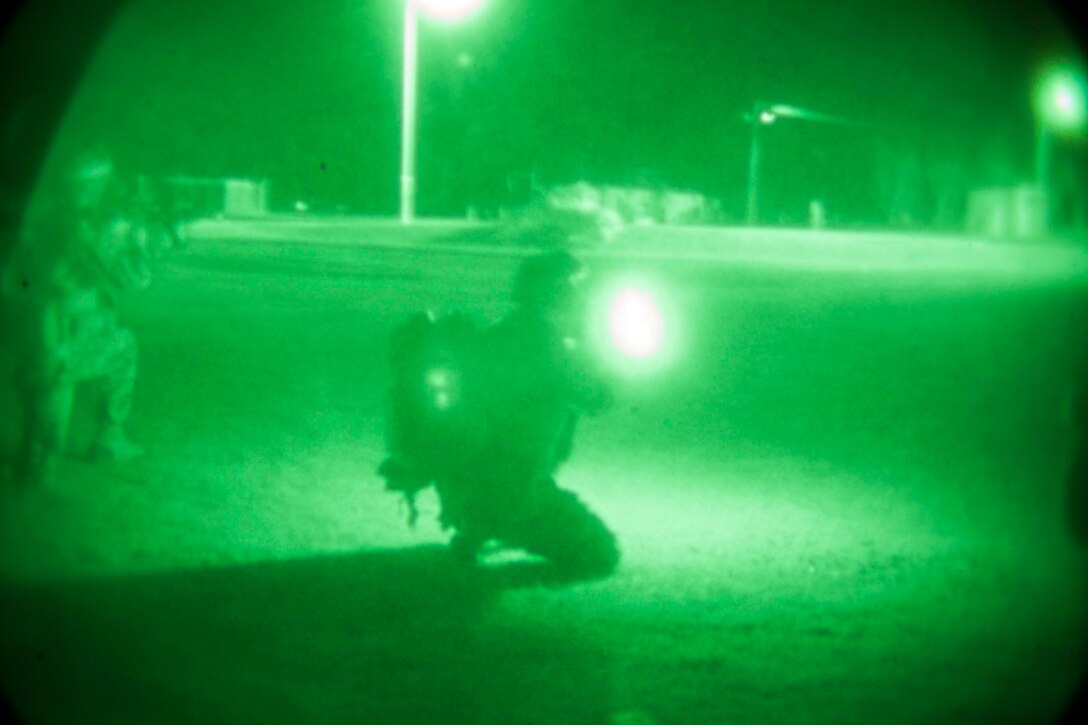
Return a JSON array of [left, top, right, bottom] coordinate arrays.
[[2, 230, 1087, 723]]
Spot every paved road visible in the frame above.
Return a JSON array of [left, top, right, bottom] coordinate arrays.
[[185, 215, 1088, 276]]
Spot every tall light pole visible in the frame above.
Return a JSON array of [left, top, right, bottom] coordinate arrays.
[[1032, 63, 1086, 229], [399, 0, 486, 224]]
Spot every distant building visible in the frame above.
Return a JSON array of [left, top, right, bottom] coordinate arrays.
[[545, 181, 716, 242], [161, 176, 270, 219], [965, 185, 1047, 239]]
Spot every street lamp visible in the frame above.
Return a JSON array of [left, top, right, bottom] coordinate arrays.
[[400, 0, 486, 224], [744, 102, 775, 225], [744, 102, 857, 225], [1035, 65, 1087, 136], [1033, 64, 1086, 205]]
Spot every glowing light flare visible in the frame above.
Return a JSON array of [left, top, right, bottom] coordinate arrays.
[[1056, 87, 1077, 115], [586, 276, 683, 378], [1035, 65, 1087, 133], [608, 287, 666, 360], [415, 0, 486, 23]]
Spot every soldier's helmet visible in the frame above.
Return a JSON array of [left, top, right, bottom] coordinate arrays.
[[67, 147, 115, 210], [512, 250, 587, 312]]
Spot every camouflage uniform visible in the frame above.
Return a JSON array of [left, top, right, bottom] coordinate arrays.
[[437, 304, 618, 577], [381, 252, 619, 577], [18, 209, 150, 475], [461, 252, 621, 577]]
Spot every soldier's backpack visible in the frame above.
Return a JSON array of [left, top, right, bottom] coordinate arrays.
[[378, 311, 490, 521]]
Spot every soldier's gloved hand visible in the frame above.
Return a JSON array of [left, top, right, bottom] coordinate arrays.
[[378, 457, 430, 494]]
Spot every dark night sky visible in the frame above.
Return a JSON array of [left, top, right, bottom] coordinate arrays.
[[27, 0, 1084, 220]]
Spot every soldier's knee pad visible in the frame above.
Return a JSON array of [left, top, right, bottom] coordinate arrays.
[[532, 489, 620, 577]]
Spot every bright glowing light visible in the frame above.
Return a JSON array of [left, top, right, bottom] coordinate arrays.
[[1056, 87, 1076, 114], [759, 110, 776, 125], [588, 276, 681, 377], [416, 0, 486, 23], [608, 287, 665, 359], [425, 367, 459, 410], [1035, 65, 1087, 133]]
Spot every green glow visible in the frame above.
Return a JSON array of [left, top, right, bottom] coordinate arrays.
[[3, 3, 1088, 723], [608, 287, 665, 359], [1035, 64, 1087, 133], [415, 0, 486, 23]]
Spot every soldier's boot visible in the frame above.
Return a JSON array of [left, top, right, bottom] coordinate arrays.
[[92, 332, 141, 462], [92, 424, 143, 462], [16, 383, 69, 483]]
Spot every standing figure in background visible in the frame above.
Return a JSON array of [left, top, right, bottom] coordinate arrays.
[[6, 149, 150, 483]]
